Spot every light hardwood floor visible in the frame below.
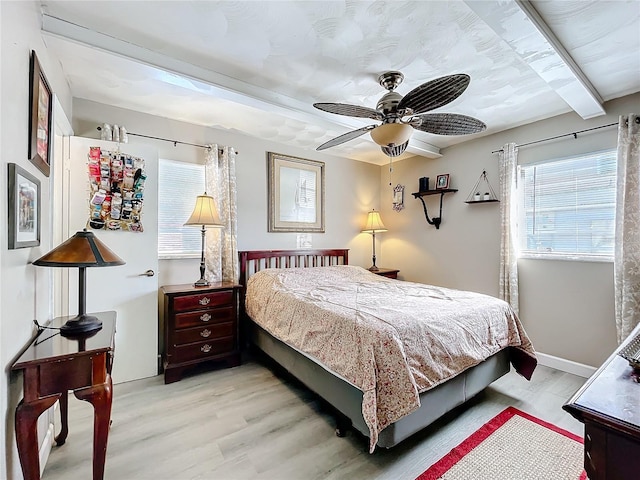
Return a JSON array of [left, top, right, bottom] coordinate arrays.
[[42, 357, 586, 480]]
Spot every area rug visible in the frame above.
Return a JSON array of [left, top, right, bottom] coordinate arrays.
[[416, 407, 586, 480]]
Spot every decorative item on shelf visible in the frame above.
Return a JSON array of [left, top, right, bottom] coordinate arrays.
[[184, 193, 224, 287], [98, 124, 129, 144], [392, 184, 405, 211], [362, 209, 387, 271], [465, 170, 499, 203], [419, 177, 430, 192], [32, 229, 125, 336], [436, 173, 450, 189]]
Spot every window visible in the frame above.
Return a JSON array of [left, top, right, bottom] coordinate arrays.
[[518, 150, 616, 261], [158, 159, 205, 258]]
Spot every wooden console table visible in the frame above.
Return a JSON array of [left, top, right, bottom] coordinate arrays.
[[12, 311, 116, 480], [563, 323, 640, 480]]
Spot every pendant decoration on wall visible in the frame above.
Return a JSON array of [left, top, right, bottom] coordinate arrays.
[[393, 184, 405, 211], [86, 147, 145, 232]]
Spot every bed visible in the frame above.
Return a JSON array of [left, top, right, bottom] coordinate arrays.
[[239, 249, 536, 452]]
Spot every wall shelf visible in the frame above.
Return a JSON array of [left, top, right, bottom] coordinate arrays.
[[464, 199, 500, 204], [411, 188, 458, 229], [465, 170, 499, 203]]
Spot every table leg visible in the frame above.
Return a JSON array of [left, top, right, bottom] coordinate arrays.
[[55, 393, 69, 446], [15, 395, 61, 480], [74, 375, 113, 480]]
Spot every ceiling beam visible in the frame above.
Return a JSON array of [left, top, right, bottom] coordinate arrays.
[[41, 14, 441, 160], [465, 0, 605, 119]]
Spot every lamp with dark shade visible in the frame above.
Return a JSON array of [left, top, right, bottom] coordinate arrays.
[[361, 209, 388, 272], [184, 193, 224, 287], [33, 229, 125, 336]]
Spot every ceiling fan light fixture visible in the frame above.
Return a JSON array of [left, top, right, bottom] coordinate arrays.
[[370, 123, 413, 147]]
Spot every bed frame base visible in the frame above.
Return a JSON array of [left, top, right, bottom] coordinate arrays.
[[250, 321, 509, 449]]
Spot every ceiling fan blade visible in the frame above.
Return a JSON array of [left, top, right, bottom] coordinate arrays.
[[314, 103, 383, 121], [316, 125, 377, 150], [398, 74, 470, 114], [411, 113, 487, 135]]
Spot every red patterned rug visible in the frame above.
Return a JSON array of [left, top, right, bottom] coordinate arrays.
[[416, 407, 587, 480]]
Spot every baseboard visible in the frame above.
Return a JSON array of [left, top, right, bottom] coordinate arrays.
[[536, 352, 597, 378], [39, 422, 55, 476]]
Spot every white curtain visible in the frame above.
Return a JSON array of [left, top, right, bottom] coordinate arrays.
[[499, 143, 519, 315], [615, 114, 640, 343], [204, 144, 239, 283]]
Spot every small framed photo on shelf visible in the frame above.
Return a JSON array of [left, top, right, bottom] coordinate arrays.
[[436, 174, 450, 190]]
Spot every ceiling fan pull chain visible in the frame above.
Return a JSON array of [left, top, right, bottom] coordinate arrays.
[[389, 155, 393, 186]]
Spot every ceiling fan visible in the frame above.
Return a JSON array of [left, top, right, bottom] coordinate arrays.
[[314, 71, 486, 157]]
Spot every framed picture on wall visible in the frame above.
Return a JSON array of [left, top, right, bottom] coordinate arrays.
[[28, 50, 53, 177], [267, 152, 325, 232], [8, 163, 41, 249]]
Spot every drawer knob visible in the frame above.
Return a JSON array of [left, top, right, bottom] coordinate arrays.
[[199, 297, 211, 306], [201, 344, 212, 353], [200, 313, 212, 322], [200, 329, 211, 338]]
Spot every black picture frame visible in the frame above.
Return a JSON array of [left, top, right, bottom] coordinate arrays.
[[8, 163, 41, 249], [28, 50, 52, 177], [436, 174, 450, 190]]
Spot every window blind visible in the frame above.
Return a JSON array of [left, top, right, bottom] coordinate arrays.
[[518, 150, 617, 260], [158, 159, 205, 258]]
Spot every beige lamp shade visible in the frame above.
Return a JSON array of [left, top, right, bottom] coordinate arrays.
[[184, 193, 223, 227], [370, 123, 413, 147], [362, 210, 388, 233]]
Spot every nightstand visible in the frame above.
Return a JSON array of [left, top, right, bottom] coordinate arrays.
[[372, 268, 399, 279], [160, 282, 241, 384]]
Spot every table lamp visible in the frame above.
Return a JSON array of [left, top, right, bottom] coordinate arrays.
[[184, 192, 224, 287], [362, 209, 388, 271], [32, 229, 125, 336]]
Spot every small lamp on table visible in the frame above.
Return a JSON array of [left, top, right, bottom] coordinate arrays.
[[184, 192, 224, 287]]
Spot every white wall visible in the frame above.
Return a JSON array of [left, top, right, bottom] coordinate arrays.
[[72, 100, 382, 288], [1, 2, 73, 478], [380, 93, 640, 367]]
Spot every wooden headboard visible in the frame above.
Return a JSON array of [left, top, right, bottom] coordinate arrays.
[[239, 249, 349, 288], [238, 249, 349, 324]]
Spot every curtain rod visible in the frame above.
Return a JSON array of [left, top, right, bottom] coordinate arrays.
[[491, 121, 620, 154], [95, 126, 238, 154]]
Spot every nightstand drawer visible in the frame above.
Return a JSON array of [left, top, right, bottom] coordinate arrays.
[[173, 338, 235, 363], [173, 323, 235, 345], [173, 291, 233, 312], [174, 307, 234, 329]]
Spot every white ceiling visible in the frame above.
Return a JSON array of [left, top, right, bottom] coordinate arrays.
[[41, 1, 640, 165]]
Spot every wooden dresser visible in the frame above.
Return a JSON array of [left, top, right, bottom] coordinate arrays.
[[563, 324, 640, 480], [160, 283, 241, 384]]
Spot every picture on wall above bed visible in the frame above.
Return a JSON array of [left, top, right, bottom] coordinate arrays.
[[85, 147, 145, 232], [267, 152, 325, 232]]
